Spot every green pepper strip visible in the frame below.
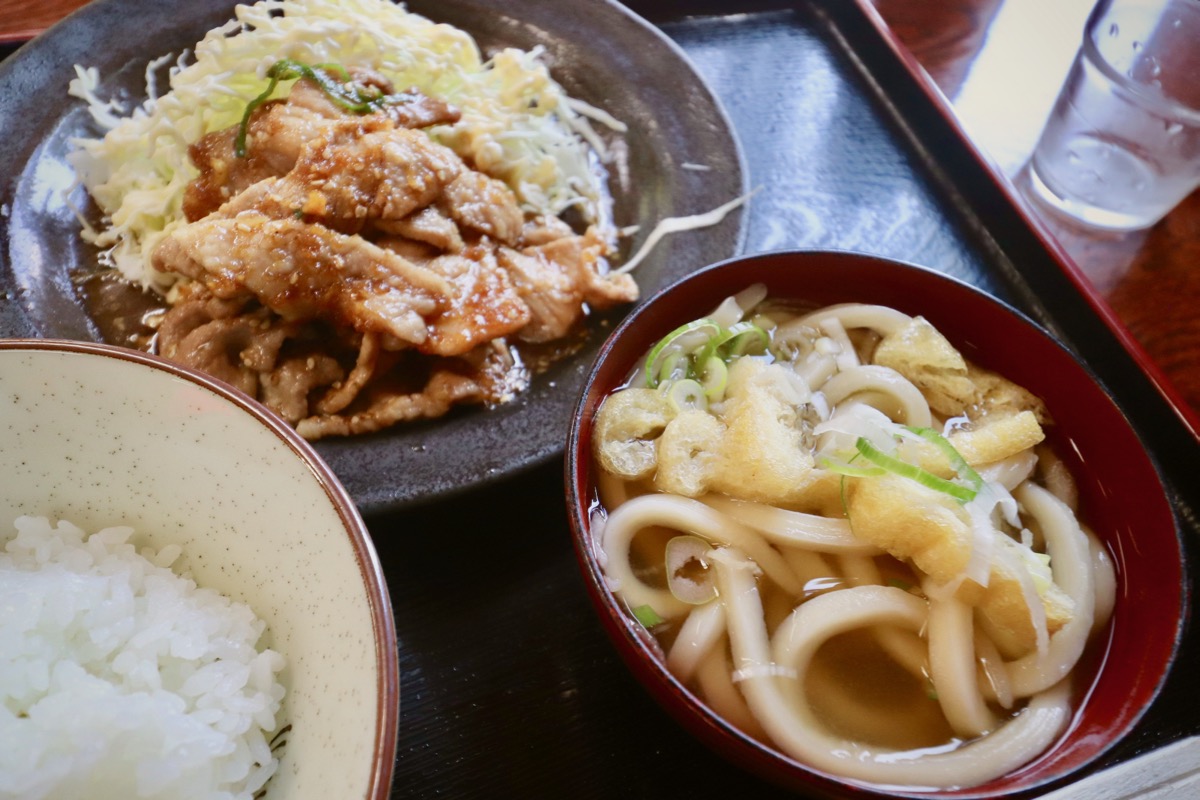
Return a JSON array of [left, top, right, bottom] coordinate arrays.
[[235, 58, 392, 158]]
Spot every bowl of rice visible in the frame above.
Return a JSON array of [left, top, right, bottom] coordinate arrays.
[[0, 339, 399, 800]]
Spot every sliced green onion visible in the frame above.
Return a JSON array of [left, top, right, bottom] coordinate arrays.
[[724, 321, 769, 356], [695, 321, 769, 367], [698, 356, 728, 401], [665, 535, 718, 605], [644, 319, 720, 389], [666, 379, 707, 412], [818, 454, 887, 478], [632, 604, 665, 628], [697, 324, 738, 365], [749, 313, 777, 332], [838, 474, 852, 530], [643, 313, 769, 394], [656, 350, 688, 387], [855, 437, 978, 503], [904, 426, 983, 491], [696, 329, 731, 368]]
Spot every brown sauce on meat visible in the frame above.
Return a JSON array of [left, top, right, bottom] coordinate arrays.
[[77, 270, 165, 351], [72, 74, 632, 439], [78, 265, 600, 380]]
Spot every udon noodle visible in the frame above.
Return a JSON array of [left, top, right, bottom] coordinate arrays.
[[589, 285, 1116, 789]]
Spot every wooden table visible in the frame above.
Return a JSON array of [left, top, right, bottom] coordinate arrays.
[[869, 0, 1200, 435], [2, 0, 1198, 433]]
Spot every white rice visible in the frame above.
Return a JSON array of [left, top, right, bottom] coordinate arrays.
[[0, 516, 286, 800]]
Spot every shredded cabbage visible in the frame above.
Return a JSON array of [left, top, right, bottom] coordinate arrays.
[[66, 0, 616, 288], [611, 190, 754, 277]]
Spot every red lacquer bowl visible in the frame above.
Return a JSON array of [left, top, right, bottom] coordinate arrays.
[[565, 250, 1184, 799]]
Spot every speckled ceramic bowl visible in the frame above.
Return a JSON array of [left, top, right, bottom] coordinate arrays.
[[0, 339, 398, 799], [566, 251, 1184, 798]]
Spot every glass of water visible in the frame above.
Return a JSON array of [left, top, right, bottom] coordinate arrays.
[[1029, 0, 1200, 231]]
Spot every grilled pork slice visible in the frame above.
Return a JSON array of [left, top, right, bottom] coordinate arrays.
[[438, 170, 525, 245], [157, 67, 638, 439], [295, 343, 523, 439], [496, 229, 637, 343], [155, 289, 292, 398], [207, 123, 466, 235], [373, 206, 464, 253], [152, 212, 452, 349], [154, 213, 534, 358], [183, 72, 460, 221], [417, 245, 531, 356]]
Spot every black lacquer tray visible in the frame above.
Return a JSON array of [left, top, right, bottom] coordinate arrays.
[[376, 2, 1200, 797], [377, 3, 1200, 797], [3, 1, 1199, 798]]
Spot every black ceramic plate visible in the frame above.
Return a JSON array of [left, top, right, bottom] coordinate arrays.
[[0, 0, 747, 514]]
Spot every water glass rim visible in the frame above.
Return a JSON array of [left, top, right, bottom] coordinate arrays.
[[1082, 0, 1200, 123]]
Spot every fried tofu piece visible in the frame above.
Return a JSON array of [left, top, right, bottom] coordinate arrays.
[[874, 317, 977, 417], [908, 408, 1048, 478], [593, 388, 674, 480], [872, 316, 1052, 432], [949, 409, 1045, 466], [705, 359, 821, 505], [848, 475, 1073, 657], [655, 408, 723, 497], [649, 359, 832, 506], [977, 536, 1075, 659], [968, 365, 1050, 424], [849, 474, 972, 585]]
